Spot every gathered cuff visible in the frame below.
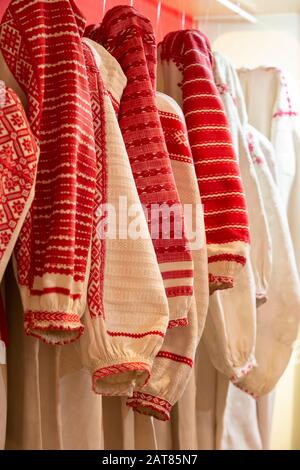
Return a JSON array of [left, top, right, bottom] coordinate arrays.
[[127, 391, 172, 421], [208, 253, 247, 294], [209, 273, 234, 294], [230, 354, 257, 383], [24, 310, 84, 345], [168, 317, 189, 329], [92, 359, 152, 396]]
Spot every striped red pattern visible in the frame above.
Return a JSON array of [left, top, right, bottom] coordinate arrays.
[[156, 350, 193, 367], [127, 391, 172, 421], [159, 30, 250, 287], [88, 6, 193, 306], [0, 0, 97, 342], [161, 269, 193, 280]]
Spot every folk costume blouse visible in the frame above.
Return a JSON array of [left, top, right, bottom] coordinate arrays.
[[234, 126, 300, 398], [88, 6, 194, 327], [0, 0, 97, 344], [127, 92, 209, 420], [213, 52, 272, 305], [157, 30, 250, 293], [0, 84, 38, 367], [79, 39, 169, 397], [238, 66, 300, 277]]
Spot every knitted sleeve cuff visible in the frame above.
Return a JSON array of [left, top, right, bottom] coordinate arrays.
[[24, 311, 85, 345], [127, 391, 172, 421], [208, 243, 248, 294], [92, 358, 152, 397], [80, 314, 167, 397], [15, 270, 88, 346], [126, 298, 198, 421]]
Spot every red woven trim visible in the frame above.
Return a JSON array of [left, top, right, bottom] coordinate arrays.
[[107, 90, 120, 115], [2, 1, 96, 289], [127, 391, 171, 421], [24, 310, 84, 346], [107, 330, 165, 339], [273, 110, 298, 118], [30, 287, 81, 299], [156, 350, 193, 367], [168, 318, 189, 329], [162, 269, 193, 280], [83, 41, 107, 319], [209, 274, 234, 290], [25, 311, 81, 325], [165, 286, 193, 298], [208, 254, 246, 266], [92, 362, 150, 393], [127, 401, 170, 421]]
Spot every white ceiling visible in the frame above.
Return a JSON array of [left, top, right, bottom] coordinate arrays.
[[162, 0, 300, 18]]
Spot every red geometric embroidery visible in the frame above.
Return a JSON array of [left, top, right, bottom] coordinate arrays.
[[93, 5, 193, 282], [24, 310, 84, 346], [159, 110, 194, 166], [0, 86, 38, 280], [168, 318, 189, 329], [25, 311, 81, 324], [0, 1, 97, 341], [165, 286, 193, 297], [93, 362, 151, 394], [107, 330, 165, 339], [127, 391, 172, 421], [156, 350, 193, 367], [208, 273, 234, 289], [82, 42, 107, 319]]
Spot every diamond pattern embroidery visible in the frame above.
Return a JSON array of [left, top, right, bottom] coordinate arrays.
[[0, 86, 38, 278]]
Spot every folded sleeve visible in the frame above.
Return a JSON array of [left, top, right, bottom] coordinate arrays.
[[79, 41, 169, 397], [0, 0, 97, 344], [126, 93, 209, 419], [157, 31, 250, 294]]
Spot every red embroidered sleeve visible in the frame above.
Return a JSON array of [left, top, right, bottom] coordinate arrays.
[[89, 6, 194, 324], [158, 30, 250, 293], [79, 41, 169, 397], [0, 1, 97, 344]]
